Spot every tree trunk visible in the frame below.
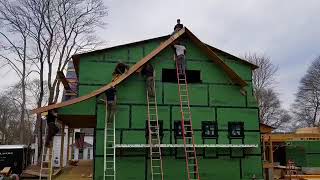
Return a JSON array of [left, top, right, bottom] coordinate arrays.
[[19, 37, 27, 144]]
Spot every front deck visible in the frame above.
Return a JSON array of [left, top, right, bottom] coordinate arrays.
[[54, 160, 93, 180]]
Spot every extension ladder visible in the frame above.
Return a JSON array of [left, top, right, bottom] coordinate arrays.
[[175, 57, 200, 180], [146, 72, 164, 180], [104, 103, 116, 180], [39, 123, 53, 180]]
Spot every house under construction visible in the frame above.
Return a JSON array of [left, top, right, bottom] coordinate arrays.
[[33, 27, 263, 180]]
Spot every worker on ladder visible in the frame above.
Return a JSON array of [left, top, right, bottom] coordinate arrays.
[[141, 63, 155, 97], [105, 86, 117, 123], [45, 109, 59, 148], [173, 42, 187, 74]]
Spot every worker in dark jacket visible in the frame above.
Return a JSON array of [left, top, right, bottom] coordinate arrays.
[[45, 109, 59, 147], [141, 63, 155, 97], [173, 19, 183, 34], [105, 86, 117, 123], [112, 62, 129, 81]]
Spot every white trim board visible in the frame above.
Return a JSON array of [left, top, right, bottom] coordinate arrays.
[[115, 144, 258, 148]]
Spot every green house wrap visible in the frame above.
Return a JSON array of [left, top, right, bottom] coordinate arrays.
[[33, 27, 262, 180]]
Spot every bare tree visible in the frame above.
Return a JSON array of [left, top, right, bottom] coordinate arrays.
[[0, 95, 19, 144], [244, 53, 278, 91], [0, 0, 34, 143], [22, 0, 106, 161], [292, 56, 320, 127], [0, 87, 33, 145], [244, 53, 289, 127], [258, 88, 291, 128]]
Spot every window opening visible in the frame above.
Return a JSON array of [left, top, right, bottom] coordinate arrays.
[[228, 122, 244, 138], [202, 121, 218, 138], [145, 120, 164, 138], [162, 69, 201, 83]]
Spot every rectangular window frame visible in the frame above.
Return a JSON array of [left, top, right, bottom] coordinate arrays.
[[201, 121, 218, 139], [228, 122, 244, 138]]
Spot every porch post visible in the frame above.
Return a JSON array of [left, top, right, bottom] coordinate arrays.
[[66, 127, 70, 162], [60, 123, 65, 168]]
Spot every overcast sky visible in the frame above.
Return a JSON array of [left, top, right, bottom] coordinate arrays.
[[1, 0, 320, 110]]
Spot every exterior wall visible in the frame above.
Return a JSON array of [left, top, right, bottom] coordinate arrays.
[[71, 37, 262, 179], [286, 141, 320, 167]]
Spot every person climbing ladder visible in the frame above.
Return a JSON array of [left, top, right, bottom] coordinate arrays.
[[105, 86, 117, 123], [141, 63, 155, 97], [173, 42, 187, 74]]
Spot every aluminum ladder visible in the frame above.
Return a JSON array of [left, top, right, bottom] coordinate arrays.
[[104, 102, 116, 180], [39, 123, 53, 180], [175, 58, 200, 180], [146, 71, 164, 180]]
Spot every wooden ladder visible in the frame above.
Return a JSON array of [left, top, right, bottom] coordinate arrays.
[[175, 57, 200, 180], [104, 102, 116, 180], [39, 123, 53, 180], [146, 71, 164, 180]]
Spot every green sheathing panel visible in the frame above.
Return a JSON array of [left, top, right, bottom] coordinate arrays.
[[79, 60, 117, 85], [241, 156, 263, 179], [286, 144, 307, 167], [116, 76, 162, 105], [94, 157, 104, 180], [58, 97, 96, 116], [128, 45, 144, 62], [78, 85, 103, 96], [164, 83, 208, 106], [209, 85, 245, 107], [224, 58, 252, 80], [117, 157, 145, 180], [286, 141, 320, 167], [245, 82, 258, 107], [199, 158, 240, 180]]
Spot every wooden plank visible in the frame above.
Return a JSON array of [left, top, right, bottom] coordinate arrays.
[[57, 71, 71, 90], [262, 133, 320, 142], [32, 28, 185, 114]]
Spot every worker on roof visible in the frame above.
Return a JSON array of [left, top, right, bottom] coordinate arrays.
[[173, 19, 183, 34], [141, 63, 155, 97], [112, 62, 129, 81], [105, 86, 117, 123], [45, 109, 59, 148], [173, 42, 187, 74]]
